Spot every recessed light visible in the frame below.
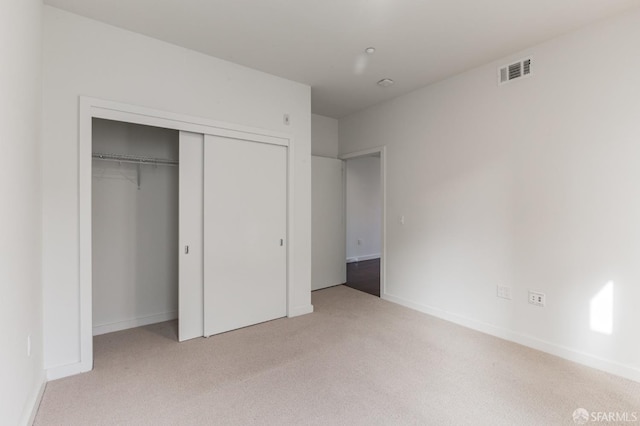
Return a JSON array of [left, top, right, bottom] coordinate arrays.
[[377, 78, 394, 87], [365, 47, 376, 55]]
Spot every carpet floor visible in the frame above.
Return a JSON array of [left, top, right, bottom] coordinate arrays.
[[35, 286, 640, 425]]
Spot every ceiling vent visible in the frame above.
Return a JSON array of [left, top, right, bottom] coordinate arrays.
[[498, 57, 532, 85]]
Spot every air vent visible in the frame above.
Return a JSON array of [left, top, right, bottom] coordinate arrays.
[[498, 57, 532, 85]]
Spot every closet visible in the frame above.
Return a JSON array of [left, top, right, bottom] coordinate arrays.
[[91, 119, 288, 342], [92, 119, 179, 336]]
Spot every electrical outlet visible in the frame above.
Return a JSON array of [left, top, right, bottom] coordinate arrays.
[[283, 114, 290, 125], [528, 290, 545, 307], [497, 285, 512, 300]]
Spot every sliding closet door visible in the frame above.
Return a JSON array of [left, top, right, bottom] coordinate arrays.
[[178, 131, 204, 342], [203, 135, 287, 336]]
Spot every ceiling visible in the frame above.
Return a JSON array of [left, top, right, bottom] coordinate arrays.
[[44, 0, 639, 118]]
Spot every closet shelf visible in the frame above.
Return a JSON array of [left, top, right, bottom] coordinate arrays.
[[92, 152, 178, 166]]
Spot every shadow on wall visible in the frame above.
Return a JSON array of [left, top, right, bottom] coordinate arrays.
[[590, 281, 613, 335]]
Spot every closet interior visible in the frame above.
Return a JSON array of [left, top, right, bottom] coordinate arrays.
[[91, 118, 179, 337]]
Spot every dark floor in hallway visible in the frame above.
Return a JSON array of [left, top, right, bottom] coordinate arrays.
[[345, 258, 380, 297]]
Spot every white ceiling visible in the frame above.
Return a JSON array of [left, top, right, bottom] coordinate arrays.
[[44, 0, 639, 118]]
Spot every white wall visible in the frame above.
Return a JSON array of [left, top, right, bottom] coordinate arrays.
[[92, 119, 179, 335], [42, 6, 312, 375], [0, 0, 45, 424], [311, 156, 346, 290], [311, 114, 339, 158], [346, 156, 381, 262], [340, 9, 640, 381]]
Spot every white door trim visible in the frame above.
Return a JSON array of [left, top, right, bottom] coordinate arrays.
[[70, 96, 294, 379], [339, 146, 387, 297]]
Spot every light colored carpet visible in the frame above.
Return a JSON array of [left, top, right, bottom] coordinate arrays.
[[35, 286, 639, 425]]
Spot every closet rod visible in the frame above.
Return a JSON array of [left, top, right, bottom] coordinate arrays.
[[92, 152, 178, 166]]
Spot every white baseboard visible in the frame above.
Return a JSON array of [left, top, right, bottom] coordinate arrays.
[[346, 254, 380, 263], [381, 292, 640, 383], [46, 360, 91, 381], [289, 304, 314, 317], [93, 311, 177, 336], [22, 375, 46, 426], [312, 279, 346, 291]]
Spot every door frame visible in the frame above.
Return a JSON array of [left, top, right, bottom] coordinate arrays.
[[340, 146, 387, 297], [78, 96, 295, 373]]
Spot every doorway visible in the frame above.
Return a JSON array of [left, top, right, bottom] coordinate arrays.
[[341, 147, 386, 298]]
